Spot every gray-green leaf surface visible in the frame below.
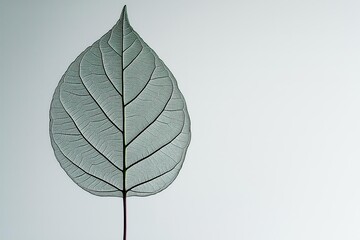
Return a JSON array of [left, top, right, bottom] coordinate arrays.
[[49, 7, 191, 198]]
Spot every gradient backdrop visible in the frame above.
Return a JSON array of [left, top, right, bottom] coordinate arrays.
[[2, 0, 360, 239]]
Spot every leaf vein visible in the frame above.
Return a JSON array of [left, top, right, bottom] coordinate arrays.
[[58, 93, 124, 173], [50, 132, 122, 191], [77, 53, 123, 133]]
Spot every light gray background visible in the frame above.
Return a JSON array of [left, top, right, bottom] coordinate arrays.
[[2, 0, 360, 239]]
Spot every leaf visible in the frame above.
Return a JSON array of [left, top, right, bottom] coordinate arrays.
[[49, 6, 191, 198]]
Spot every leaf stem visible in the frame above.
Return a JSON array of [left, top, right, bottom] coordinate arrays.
[[123, 194, 127, 240]]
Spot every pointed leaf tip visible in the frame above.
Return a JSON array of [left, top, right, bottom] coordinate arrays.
[[120, 5, 128, 21]]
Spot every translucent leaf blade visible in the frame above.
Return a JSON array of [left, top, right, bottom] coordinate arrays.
[[49, 6, 191, 197]]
